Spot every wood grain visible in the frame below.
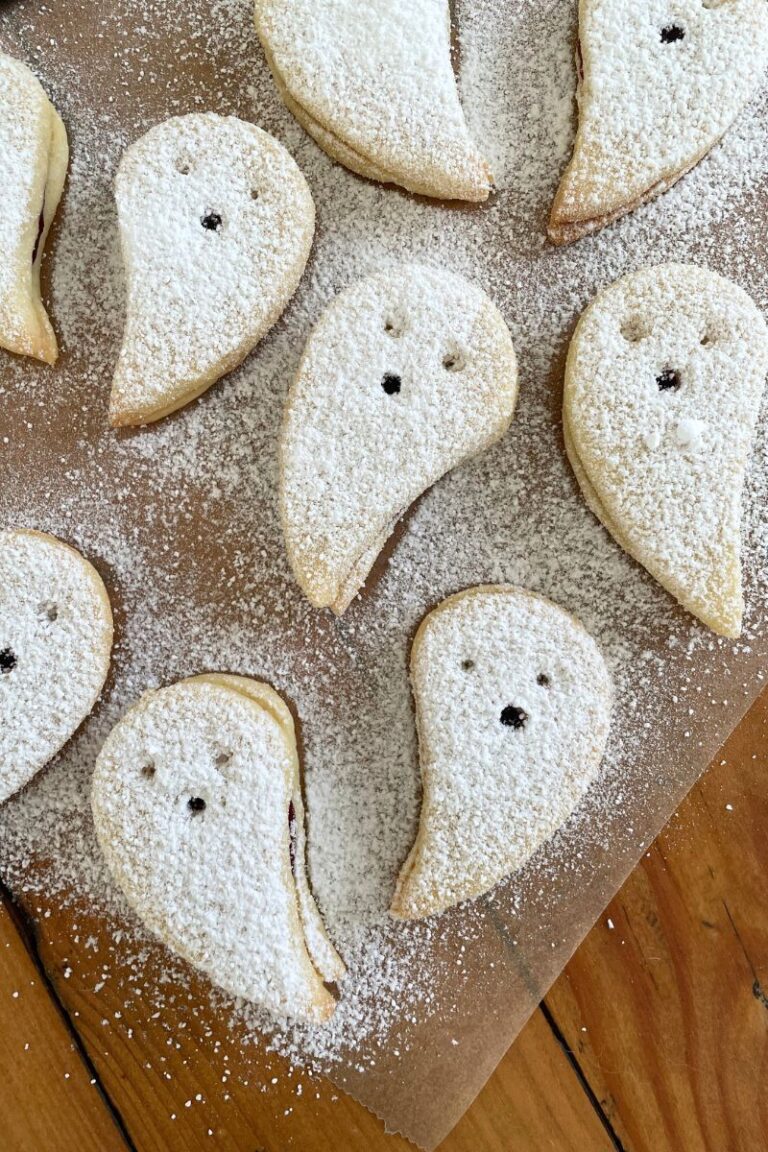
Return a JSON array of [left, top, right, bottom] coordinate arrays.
[[8, 887, 611, 1152], [0, 894, 127, 1152], [545, 688, 768, 1152]]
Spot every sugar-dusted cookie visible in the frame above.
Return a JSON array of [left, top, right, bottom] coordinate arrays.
[[280, 265, 518, 614], [549, 0, 768, 244], [91, 675, 344, 1023], [110, 113, 315, 427], [0, 530, 113, 804], [0, 54, 69, 363], [390, 586, 613, 920], [564, 264, 768, 637], [254, 0, 491, 201]]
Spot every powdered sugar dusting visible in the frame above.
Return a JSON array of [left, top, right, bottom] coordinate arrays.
[[280, 265, 517, 612], [0, 529, 112, 803], [1, 0, 768, 1142], [112, 112, 314, 424], [391, 587, 613, 919], [254, 0, 491, 200]]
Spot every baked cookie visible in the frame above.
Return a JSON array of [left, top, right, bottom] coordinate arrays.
[[110, 113, 315, 426], [564, 264, 768, 637], [253, 0, 491, 201], [280, 265, 518, 614], [390, 586, 613, 920], [549, 0, 768, 244], [0, 54, 68, 363], [0, 530, 113, 805], [91, 674, 344, 1023]]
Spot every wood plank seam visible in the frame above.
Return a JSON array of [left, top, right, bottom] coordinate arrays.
[[539, 1002, 628, 1152], [0, 880, 136, 1152], [722, 900, 768, 1011]]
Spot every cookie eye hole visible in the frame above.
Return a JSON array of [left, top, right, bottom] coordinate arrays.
[[0, 647, 17, 674], [384, 316, 404, 338], [443, 349, 465, 372], [381, 373, 402, 396], [141, 762, 156, 780], [39, 601, 58, 622], [621, 317, 650, 343], [500, 704, 528, 730], [201, 212, 222, 232], [176, 158, 191, 175], [660, 24, 685, 43], [700, 331, 716, 347], [657, 369, 681, 392], [188, 796, 207, 814], [214, 750, 232, 770], [250, 189, 259, 201], [461, 658, 475, 671], [537, 673, 551, 688]]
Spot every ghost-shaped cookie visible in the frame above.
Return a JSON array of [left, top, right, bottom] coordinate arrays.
[[564, 263, 768, 637], [0, 54, 69, 363], [0, 530, 113, 805], [390, 586, 613, 920], [91, 675, 344, 1023], [110, 113, 315, 426], [549, 0, 768, 243], [254, 0, 491, 201], [280, 264, 518, 614]]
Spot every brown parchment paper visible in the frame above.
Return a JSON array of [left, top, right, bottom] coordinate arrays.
[[2, 1, 768, 1148]]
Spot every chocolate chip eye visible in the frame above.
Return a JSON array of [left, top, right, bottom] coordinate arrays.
[[537, 673, 551, 688], [461, 658, 475, 671], [188, 796, 206, 814], [0, 647, 17, 674], [500, 704, 528, 729], [381, 373, 402, 396], [39, 601, 58, 622], [141, 762, 156, 779], [621, 317, 650, 343], [661, 24, 685, 43], [657, 369, 681, 392], [201, 212, 222, 232]]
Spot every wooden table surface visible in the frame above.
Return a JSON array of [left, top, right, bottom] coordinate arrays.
[[1, 685, 766, 1152]]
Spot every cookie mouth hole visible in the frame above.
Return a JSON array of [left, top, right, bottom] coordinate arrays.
[[188, 796, 207, 814], [621, 317, 650, 343], [381, 373, 402, 396], [537, 673, 551, 688], [0, 647, 17, 674], [201, 212, 223, 232], [500, 704, 528, 729], [657, 369, 681, 392], [141, 762, 156, 779], [39, 601, 58, 622], [660, 24, 685, 43], [461, 658, 475, 671]]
